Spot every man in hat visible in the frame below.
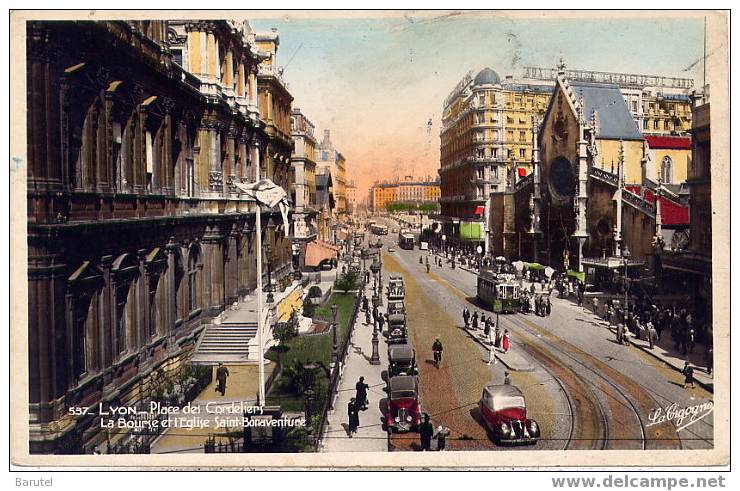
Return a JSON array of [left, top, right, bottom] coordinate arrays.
[[348, 398, 359, 436], [419, 413, 434, 451], [355, 376, 369, 411], [215, 363, 229, 396], [471, 311, 479, 331], [462, 307, 470, 328]]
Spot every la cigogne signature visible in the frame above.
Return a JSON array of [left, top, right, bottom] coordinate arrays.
[[647, 401, 713, 432]]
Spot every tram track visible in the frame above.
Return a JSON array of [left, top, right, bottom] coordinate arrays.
[[506, 313, 679, 449]]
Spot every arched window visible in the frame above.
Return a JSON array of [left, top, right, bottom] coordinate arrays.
[[660, 156, 673, 184]]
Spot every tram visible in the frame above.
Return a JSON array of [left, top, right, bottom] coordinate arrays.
[[477, 269, 521, 313], [398, 232, 415, 250]]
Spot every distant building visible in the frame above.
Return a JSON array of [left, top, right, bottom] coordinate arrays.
[[345, 180, 357, 215], [369, 176, 440, 213], [316, 129, 347, 219]]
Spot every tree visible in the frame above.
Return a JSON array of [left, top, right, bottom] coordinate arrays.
[[334, 270, 359, 293]]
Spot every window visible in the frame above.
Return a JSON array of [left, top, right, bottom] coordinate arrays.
[[632, 100, 638, 113], [171, 48, 183, 67], [660, 156, 673, 184], [653, 120, 659, 130], [477, 167, 485, 180], [643, 119, 648, 130], [519, 148, 526, 159], [519, 131, 526, 142], [664, 120, 670, 130]]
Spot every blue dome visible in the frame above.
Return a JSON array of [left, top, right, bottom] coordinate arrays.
[[474, 67, 501, 86]]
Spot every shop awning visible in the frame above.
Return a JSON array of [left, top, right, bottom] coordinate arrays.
[[527, 262, 545, 271], [459, 222, 483, 240], [566, 270, 586, 282], [305, 241, 338, 267]]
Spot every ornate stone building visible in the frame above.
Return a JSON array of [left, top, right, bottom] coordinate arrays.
[[316, 130, 347, 219], [290, 107, 319, 267], [26, 19, 292, 454]]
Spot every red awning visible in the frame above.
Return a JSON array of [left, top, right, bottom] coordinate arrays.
[[305, 241, 338, 267], [474, 206, 485, 215]]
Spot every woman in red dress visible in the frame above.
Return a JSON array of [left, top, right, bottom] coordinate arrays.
[[501, 330, 510, 353]]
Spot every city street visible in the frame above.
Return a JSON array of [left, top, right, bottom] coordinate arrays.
[[370, 217, 713, 451]]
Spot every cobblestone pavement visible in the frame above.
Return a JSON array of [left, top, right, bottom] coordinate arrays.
[[383, 250, 569, 451]]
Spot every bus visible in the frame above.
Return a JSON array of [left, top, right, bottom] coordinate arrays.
[[477, 269, 521, 314], [398, 232, 415, 250], [370, 224, 388, 235]]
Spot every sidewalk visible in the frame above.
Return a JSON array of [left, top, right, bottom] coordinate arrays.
[[321, 281, 389, 452]]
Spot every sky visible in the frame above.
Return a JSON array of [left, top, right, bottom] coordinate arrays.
[[250, 12, 705, 199]]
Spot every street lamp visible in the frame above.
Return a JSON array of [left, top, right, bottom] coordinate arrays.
[[331, 303, 339, 366], [303, 361, 318, 434], [622, 245, 631, 320], [265, 244, 275, 304]]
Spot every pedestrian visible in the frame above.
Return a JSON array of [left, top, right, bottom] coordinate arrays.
[[616, 321, 625, 345], [487, 329, 497, 365], [215, 362, 229, 396], [593, 297, 599, 318], [504, 371, 511, 385], [546, 296, 552, 316], [348, 398, 359, 436], [434, 423, 450, 451], [501, 330, 510, 353], [483, 316, 491, 337], [647, 321, 657, 349], [462, 307, 470, 328], [378, 314, 385, 332], [372, 306, 379, 323], [682, 361, 695, 389], [362, 295, 369, 312], [706, 347, 714, 376], [472, 311, 479, 330], [494, 321, 502, 348], [419, 413, 434, 451], [355, 376, 369, 410], [365, 309, 371, 326]]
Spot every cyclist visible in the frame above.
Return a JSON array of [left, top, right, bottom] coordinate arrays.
[[432, 337, 443, 367]]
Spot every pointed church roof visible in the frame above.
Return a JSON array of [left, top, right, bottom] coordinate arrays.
[[570, 82, 643, 141]]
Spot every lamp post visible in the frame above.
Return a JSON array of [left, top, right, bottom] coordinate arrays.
[[442, 234, 447, 255], [265, 244, 275, 304], [303, 361, 318, 434], [331, 303, 339, 367], [623, 245, 631, 319]]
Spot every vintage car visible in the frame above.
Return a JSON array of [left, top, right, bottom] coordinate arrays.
[[478, 384, 540, 445], [387, 299, 406, 316], [385, 375, 421, 433], [388, 343, 417, 378], [386, 313, 408, 344], [387, 276, 405, 301]]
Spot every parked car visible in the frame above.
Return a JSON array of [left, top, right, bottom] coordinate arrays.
[[387, 276, 405, 301], [388, 247, 396, 253], [386, 313, 408, 344], [387, 300, 406, 316], [478, 384, 540, 445], [385, 375, 421, 433], [388, 343, 417, 378]]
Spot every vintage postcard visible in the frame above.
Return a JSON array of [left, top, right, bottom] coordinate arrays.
[[8, 9, 730, 470]]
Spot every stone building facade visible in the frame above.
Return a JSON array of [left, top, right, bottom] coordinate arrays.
[[26, 19, 292, 454]]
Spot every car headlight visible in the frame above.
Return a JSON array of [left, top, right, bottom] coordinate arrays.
[[406, 415, 413, 422], [500, 422, 510, 434], [394, 416, 400, 422]]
